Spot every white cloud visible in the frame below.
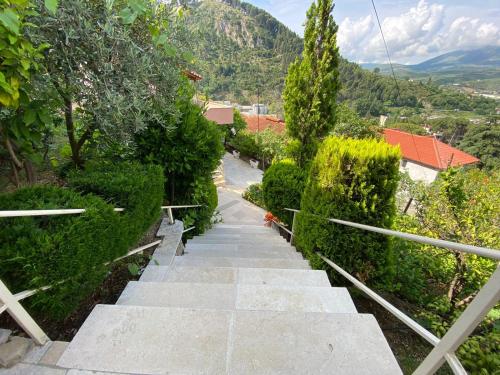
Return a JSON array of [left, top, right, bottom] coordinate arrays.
[[337, 0, 500, 63]]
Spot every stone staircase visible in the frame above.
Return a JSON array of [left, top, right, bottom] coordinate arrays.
[[55, 222, 402, 374]]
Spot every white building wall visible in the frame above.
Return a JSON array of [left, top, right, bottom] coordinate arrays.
[[400, 160, 439, 184]]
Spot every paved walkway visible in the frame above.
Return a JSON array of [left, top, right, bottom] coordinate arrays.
[[217, 153, 266, 225], [221, 152, 263, 192]]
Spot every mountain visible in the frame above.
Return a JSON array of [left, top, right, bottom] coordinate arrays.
[[185, 0, 497, 116], [412, 46, 500, 71], [361, 47, 500, 86], [185, 0, 303, 113]]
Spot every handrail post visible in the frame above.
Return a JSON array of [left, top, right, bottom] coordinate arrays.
[[290, 211, 297, 245], [0, 279, 49, 345], [167, 207, 174, 225], [413, 265, 500, 375]]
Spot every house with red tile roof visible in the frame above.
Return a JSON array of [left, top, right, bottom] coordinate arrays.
[[204, 102, 234, 125], [383, 129, 480, 183], [242, 114, 286, 134]]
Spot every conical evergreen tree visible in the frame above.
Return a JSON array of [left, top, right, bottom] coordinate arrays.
[[283, 0, 340, 167]]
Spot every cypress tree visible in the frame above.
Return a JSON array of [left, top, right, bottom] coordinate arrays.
[[283, 0, 340, 167]]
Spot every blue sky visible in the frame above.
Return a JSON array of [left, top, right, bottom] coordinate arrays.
[[245, 0, 500, 64]]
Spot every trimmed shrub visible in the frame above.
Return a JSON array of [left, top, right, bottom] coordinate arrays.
[[262, 159, 305, 226], [0, 186, 121, 320], [243, 183, 265, 209], [228, 130, 259, 159], [295, 136, 401, 284], [0, 162, 163, 320], [68, 162, 164, 247]]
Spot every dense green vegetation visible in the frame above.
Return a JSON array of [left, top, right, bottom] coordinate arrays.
[[394, 169, 499, 373], [0, 162, 163, 319], [262, 159, 305, 226], [294, 137, 401, 283], [135, 87, 224, 234]]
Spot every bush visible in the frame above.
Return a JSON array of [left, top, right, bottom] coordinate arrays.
[[135, 91, 224, 234], [179, 176, 219, 235], [0, 186, 122, 320], [262, 159, 305, 226], [228, 130, 259, 158], [243, 183, 265, 209], [68, 161, 164, 247], [295, 136, 401, 284]]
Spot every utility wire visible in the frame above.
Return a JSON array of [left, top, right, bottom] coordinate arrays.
[[370, 0, 401, 99]]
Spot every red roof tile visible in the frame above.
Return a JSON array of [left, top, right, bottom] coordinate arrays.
[[383, 129, 480, 170], [242, 114, 286, 134], [204, 107, 234, 125]]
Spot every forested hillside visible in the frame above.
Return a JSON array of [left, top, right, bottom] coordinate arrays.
[[185, 0, 497, 117]]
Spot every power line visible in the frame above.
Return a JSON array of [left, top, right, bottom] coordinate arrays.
[[370, 0, 401, 100]]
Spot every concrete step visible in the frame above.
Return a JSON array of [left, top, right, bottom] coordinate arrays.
[[208, 227, 276, 235], [117, 281, 356, 313], [183, 247, 303, 259], [188, 237, 287, 245], [173, 255, 310, 269], [197, 232, 284, 240], [185, 243, 294, 252], [140, 266, 331, 287], [57, 305, 402, 374]]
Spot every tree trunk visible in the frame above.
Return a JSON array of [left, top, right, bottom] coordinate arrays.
[[24, 159, 36, 185], [64, 98, 82, 167], [447, 251, 466, 303]]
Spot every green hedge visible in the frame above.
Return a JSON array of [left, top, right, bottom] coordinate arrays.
[[177, 176, 218, 236], [295, 136, 401, 284], [243, 183, 265, 209], [262, 159, 305, 226], [68, 162, 164, 246], [0, 162, 164, 320], [228, 130, 259, 159], [0, 186, 121, 320]]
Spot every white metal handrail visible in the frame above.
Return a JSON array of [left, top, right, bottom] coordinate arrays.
[[0, 208, 125, 218], [0, 239, 162, 345], [161, 205, 202, 225], [0, 205, 202, 346], [283, 208, 499, 375]]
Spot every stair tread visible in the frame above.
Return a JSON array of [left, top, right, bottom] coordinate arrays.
[[183, 247, 302, 259], [57, 305, 401, 375], [117, 281, 356, 313], [173, 255, 311, 269], [140, 266, 331, 287]]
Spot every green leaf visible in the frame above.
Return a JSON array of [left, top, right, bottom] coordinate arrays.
[[128, 0, 147, 14], [0, 9, 20, 35], [119, 8, 137, 25], [44, 0, 59, 14], [127, 263, 140, 276], [23, 109, 37, 125]]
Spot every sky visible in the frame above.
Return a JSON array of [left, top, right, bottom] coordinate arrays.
[[245, 0, 500, 64]]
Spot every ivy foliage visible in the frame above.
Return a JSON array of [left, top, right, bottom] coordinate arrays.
[[295, 136, 401, 284], [262, 159, 305, 226]]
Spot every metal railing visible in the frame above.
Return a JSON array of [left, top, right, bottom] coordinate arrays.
[[161, 205, 202, 225], [0, 204, 200, 345], [284, 208, 500, 375]]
